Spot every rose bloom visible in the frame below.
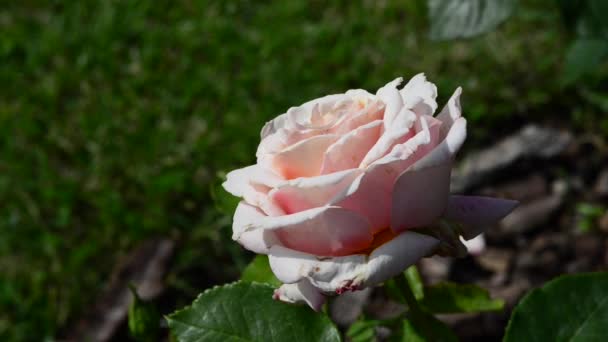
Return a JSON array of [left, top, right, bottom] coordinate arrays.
[[223, 74, 516, 310]]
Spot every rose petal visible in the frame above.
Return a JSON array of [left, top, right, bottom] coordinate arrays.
[[268, 244, 366, 286], [359, 108, 417, 168], [271, 134, 340, 179], [364, 231, 439, 286], [412, 116, 467, 170], [232, 202, 279, 254], [444, 195, 519, 240], [331, 116, 442, 233], [369, 114, 442, 171], [330, 172, 391, 234], [273, 279, 326, 312], [391, 162, 452, 232], [270, 169, 362, 214], [461, 234, 486, 255], [243, 206, 373, 257], [376, 77, 404, 129], [223, 165, 282, 197], [268, 231, 438, 293], [223, 165, 285, 216], [400, 73, 438, 117], [332, 98, 385, 134], [261, 113, 289, 139], [321, 120, 383, 174], [436, 87, 462, 138]]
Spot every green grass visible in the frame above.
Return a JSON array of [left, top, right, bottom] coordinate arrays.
[[0, 0, 606, 340]]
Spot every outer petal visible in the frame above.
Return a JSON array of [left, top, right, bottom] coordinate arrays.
[[390, 162, 452, 232], [400, 73, 438, 117], [436, 87, 462, 138], [412, 116, 466, 170], [268, 245, 366, 286], [364, 231, 439, 286], [320, 120, 383, 174], [273, 279, 326, 312], [329, 171, 391, 234], [376, 77, 404, 129], [389, 115, 464, 232], [268, 231, 438, 293], [261, 113, 290, 139], [270, 169, 362, 214], [232, 202, 279, 254], [242, 206, 373, 257], [223, 165, 283, 197], [444, 195, 519, 240], [271, 134, 340, 179], [241, 183, 285, 216]]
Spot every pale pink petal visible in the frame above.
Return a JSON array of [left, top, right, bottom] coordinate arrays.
[[330, 172, 391, 234], [436, 87, 462, 138], [223, 165, 285, 216], [223, 165, 283, 196], [232, 202, 279, 254], [268, 245, 367, 290], [345, 88, 375, 98], [386, 114, 464, 232], [400, 73, 438, 117], [273, 279, 326, 312], [268, 231, 438, 293], [320, 120, 383, 174], [333, 117, 443, 233], [359, 108, 417, 168], [271, 134, 340, 179], [444, 195, 519, 240], [270, 169, 362, 214], [257, 129, 290, 157], [376, 78, 405, 129], [411, 117, 467, 170], [300, 94, 350, 117], [391, 162, 452, 232], [331, 99, 384, 134], [368, 115, 443, 172], [241, 183, 285, 216], [242, 206, 373, 257], [223, 165, 257, 197], [461, 234, 486, 255], [364, 231, 439, 286], [261, 113, 290, 139]]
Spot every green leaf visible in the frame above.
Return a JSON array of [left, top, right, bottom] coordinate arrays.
[[241, 255, 281, 287], [428, 0, 517, 40], [562, 38, 608, 85], [419, 282, 504, 313], [504, 272, 608, 342], [405, 266, 424, 300], [128, 285, 161, 342], [347, 320, 381, 342], [403, 313, 459, 342], [167, 282, 341, 342], [401, 319, 430, 342]]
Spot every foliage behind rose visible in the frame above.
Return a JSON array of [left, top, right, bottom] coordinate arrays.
[[223, 74, 516, 310]]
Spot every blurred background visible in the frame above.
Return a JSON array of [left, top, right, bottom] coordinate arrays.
[[1, 0, 607, 341]]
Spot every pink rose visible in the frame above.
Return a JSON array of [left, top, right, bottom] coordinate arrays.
[[223, 74, 517, 311]]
